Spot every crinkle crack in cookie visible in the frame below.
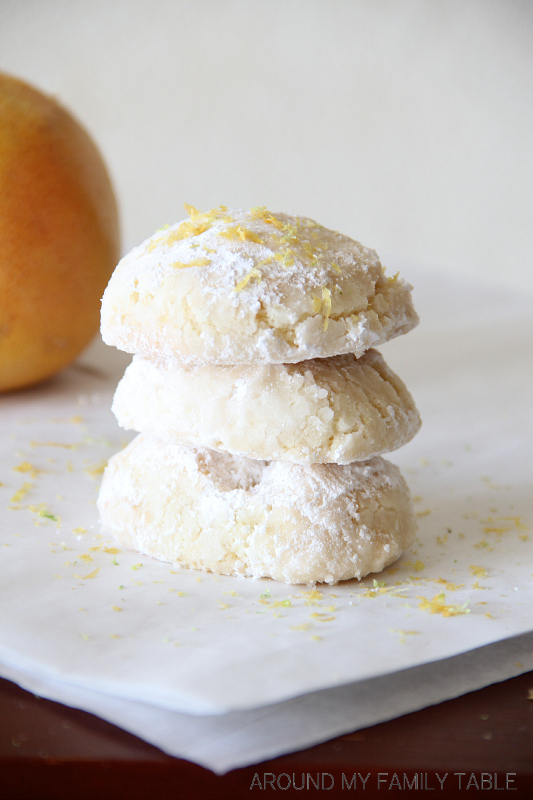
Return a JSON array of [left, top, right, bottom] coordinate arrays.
[[97, 434, 417, 585], [101, 206, 418, 365], [112, 349, 421, 464]]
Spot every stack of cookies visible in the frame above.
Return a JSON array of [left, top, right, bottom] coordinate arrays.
[[98, 206, 421, 585]]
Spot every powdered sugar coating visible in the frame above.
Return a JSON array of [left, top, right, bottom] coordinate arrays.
[[112, 349, 421, 464], [101, 207, 418, 365], [97, 434, 417, 585]]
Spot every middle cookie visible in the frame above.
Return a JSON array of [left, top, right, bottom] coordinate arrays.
[[113, 349, 421, 465]]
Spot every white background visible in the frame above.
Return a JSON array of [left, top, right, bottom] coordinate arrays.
[[1, 0, 531, 291]]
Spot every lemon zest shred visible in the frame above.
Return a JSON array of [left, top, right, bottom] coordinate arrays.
[[13, 462, 42, 479], [30, 441, 78, 450], [249, 207, 284, 228], [73, 567, 100, 580], [83, 461, 108, 479], [470, 565, 488, 577], [220, 224, 263, 244], [322, 287, 331, 330], [235, 268, 261, 292], [500, 516, 529, 530], [417, 593, 470, 617], [312, 294, 322, 313], [170, 257, 211, 269], [10, 482, 33, 504], [483, 526, 512, 534]]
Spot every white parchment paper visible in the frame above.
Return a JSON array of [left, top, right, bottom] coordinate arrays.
[[2, 632, 532, 774], [0, 268, 531, 765]]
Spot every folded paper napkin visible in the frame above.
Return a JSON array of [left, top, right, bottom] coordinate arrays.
[[0, 265, 531, 769]]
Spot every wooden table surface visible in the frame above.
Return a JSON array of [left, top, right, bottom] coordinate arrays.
[[0, 672, 532, 799]]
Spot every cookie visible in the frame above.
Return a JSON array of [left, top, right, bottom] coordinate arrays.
[[112, 349, 421, 464], [97, 434, 417, 585], [101, 206, 418, 365]]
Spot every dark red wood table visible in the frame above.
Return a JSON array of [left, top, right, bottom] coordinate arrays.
[[1, 672, 532, 799]]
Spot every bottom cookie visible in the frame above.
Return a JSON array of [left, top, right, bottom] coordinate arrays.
[[97, 434, 417, 585]]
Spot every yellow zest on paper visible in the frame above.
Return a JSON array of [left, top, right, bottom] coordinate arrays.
[[30, 441, 78, 450], [78, 553, 93, 562], [73, 567, 100, 580], [112, 606, 123, 612], [218, 603, 230, 610], [470, 565, 488, 578], [309, 612, 336, 622], [72, 527, 87, 535], [416, 509, 431, 518], [235, 267, 261, 292], [84, 461, 108, 479], [270, 600, 292, 608], [483, 526, 512, 534], [390, 629, 420, 644], [434, 579, 465, 591], [413, 560, 425, 572], [500, 516, 529, 531], [103, 547, 120, 554], [170, 257, 211, 269], [291, 623, 312, 632], [301, 589, 324, 606], [10, 482, 32, 505], [13, 462, 42, 479], [417, 593, 470, 617]]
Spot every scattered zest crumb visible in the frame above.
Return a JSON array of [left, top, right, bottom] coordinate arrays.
[[73, 567, 99, 580], [470, 565, 488, 578], [417, 593, 470, 617]]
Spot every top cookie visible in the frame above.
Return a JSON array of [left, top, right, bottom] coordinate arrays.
[[101, 206, 418, 365]]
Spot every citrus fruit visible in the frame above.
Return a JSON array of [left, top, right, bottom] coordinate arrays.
[[0, 72, 120, 392]]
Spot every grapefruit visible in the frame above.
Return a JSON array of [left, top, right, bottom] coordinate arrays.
[[0, 73, 120, 392]]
